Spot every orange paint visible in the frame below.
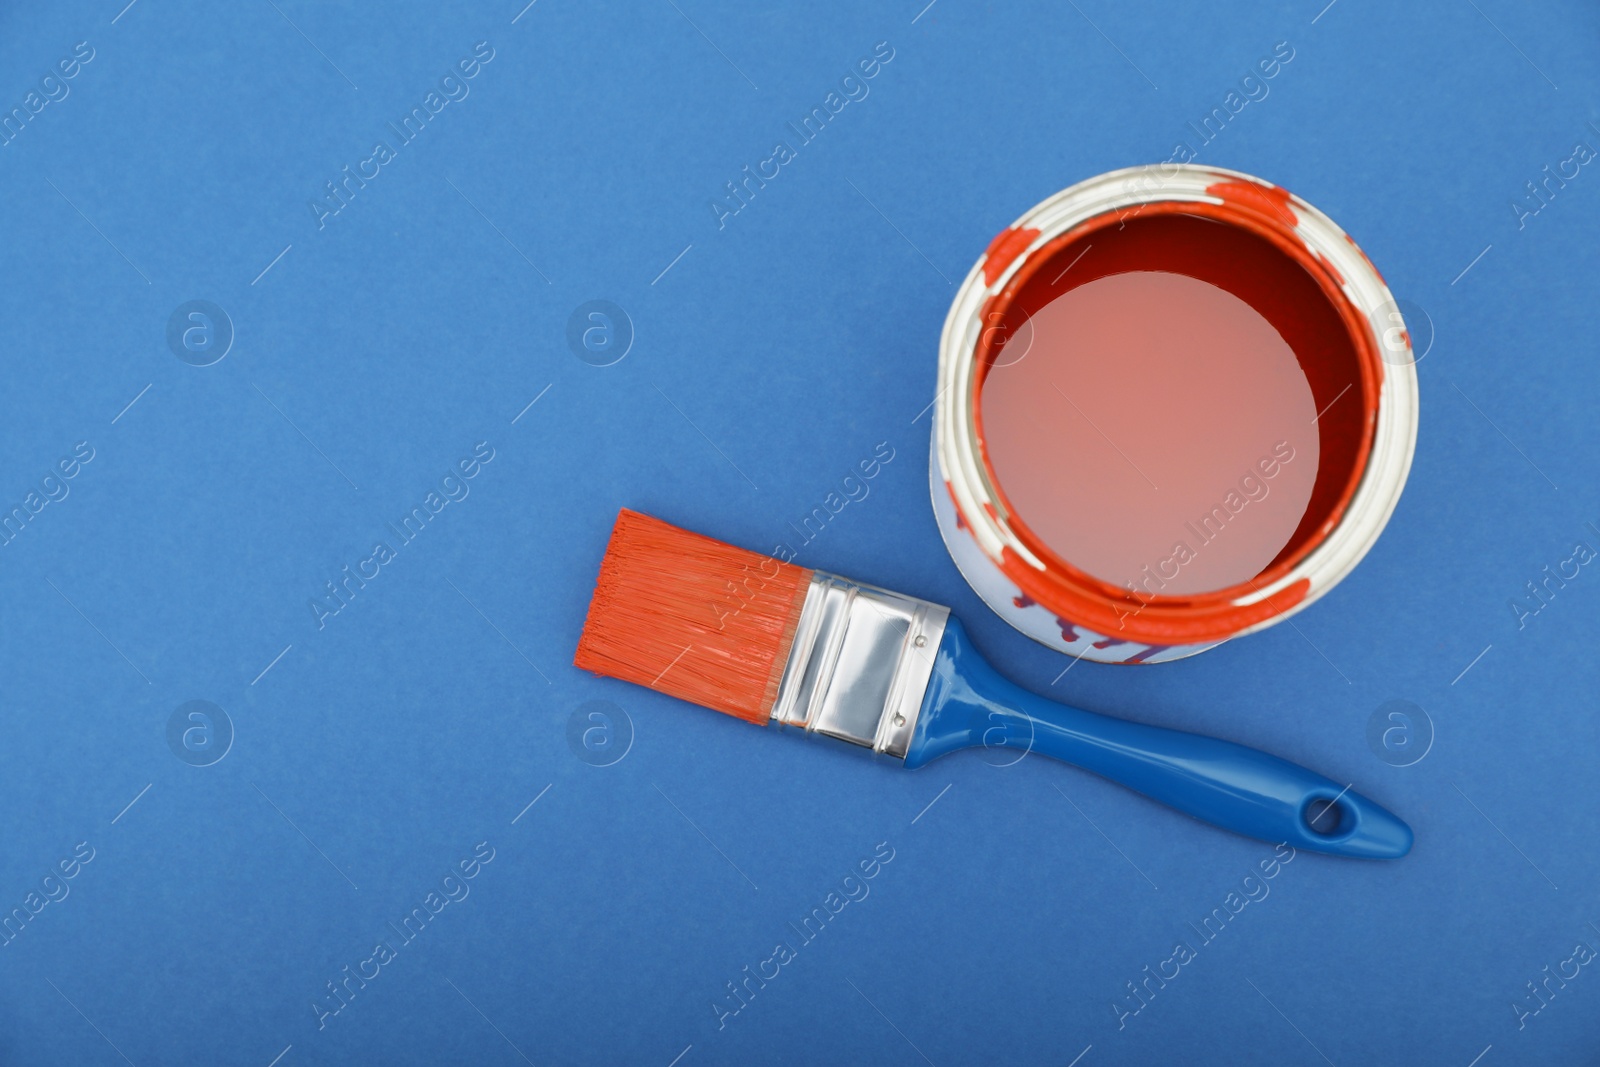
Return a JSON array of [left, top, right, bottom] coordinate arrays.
[[1206, 178, 1296, 227], [982, 269, 1319, 595], [982, 226, 1040, 285], [574, 509, 812, 723]]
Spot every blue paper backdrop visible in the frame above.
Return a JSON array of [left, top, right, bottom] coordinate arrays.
[[1, 1, 1597, 1064]]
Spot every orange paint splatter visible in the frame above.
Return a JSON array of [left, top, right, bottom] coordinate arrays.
[[1206, 179, 1296, 228], [982, 226, 1041, 286]]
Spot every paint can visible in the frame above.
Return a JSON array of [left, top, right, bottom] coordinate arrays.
[[930, 164, 1418, 663]]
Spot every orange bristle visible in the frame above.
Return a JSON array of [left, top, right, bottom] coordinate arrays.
[[574, 509, 814, 723]]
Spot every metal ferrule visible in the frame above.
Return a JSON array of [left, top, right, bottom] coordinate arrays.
[[768, 573, 950, 760]]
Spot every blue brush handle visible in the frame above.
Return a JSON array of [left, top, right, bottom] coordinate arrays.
[[904, 620, 1412, 859]]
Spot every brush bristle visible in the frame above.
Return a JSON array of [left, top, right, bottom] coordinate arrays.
[[574, 509, 814, 723]]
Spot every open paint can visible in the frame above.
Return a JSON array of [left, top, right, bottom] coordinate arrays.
[[930, 164, 1418, 664]]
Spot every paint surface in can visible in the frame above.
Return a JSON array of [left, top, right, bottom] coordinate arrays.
[[981, 267, 1320, 596]]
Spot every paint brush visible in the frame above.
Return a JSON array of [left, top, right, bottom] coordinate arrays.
[[574, 509, 1412, 859]]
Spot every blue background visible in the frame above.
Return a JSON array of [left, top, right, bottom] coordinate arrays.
[[1, 1, 1596, 1064]]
